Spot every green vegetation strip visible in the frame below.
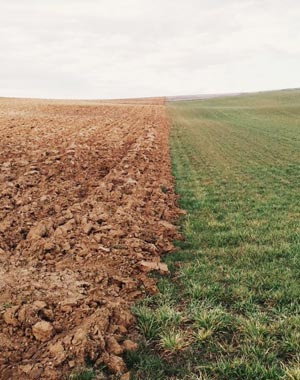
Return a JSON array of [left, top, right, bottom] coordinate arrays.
[[127, 90, 300, 380]]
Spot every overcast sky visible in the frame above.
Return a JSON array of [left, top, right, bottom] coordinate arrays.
[[1, 0, 300, 99]]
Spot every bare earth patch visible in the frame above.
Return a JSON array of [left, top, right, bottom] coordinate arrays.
[[0, 97, 181, 379]]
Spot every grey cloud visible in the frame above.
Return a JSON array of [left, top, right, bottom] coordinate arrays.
[[0, 0, 299, 98]]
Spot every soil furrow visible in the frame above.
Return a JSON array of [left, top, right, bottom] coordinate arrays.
[[0, 97, 181, 379]]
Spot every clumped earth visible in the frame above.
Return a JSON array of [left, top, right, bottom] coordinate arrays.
[[0, 97, 181, 379]]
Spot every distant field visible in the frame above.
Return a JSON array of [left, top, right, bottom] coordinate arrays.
[[167, 92, 243, 102], [129, 90, 300, 379]]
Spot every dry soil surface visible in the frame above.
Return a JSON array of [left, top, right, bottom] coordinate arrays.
[[0, 97, 181, 379]]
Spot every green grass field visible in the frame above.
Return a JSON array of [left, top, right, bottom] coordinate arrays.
[[127, 90, 300, 380]]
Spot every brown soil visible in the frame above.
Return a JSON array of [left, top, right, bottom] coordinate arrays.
[[0, 97, 181, 379]]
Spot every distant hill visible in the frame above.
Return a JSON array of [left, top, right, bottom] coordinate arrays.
[[167, 88, 300, 102], [167, 92, 244, 102]]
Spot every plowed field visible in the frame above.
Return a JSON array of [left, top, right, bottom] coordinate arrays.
[[0, 97, 181, 379]]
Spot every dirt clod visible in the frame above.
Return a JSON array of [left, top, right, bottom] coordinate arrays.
[[139, 260, 169, 274], [3, 306, 19, 326], [105, 354, 127, 374], [106, 336, 123, 355], [120, 372, 131, 380], [123, 340, 138, 352], [32, 321, 54, 342]]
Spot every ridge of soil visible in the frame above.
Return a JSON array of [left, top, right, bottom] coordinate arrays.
[[0, 98, 181, 379]]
